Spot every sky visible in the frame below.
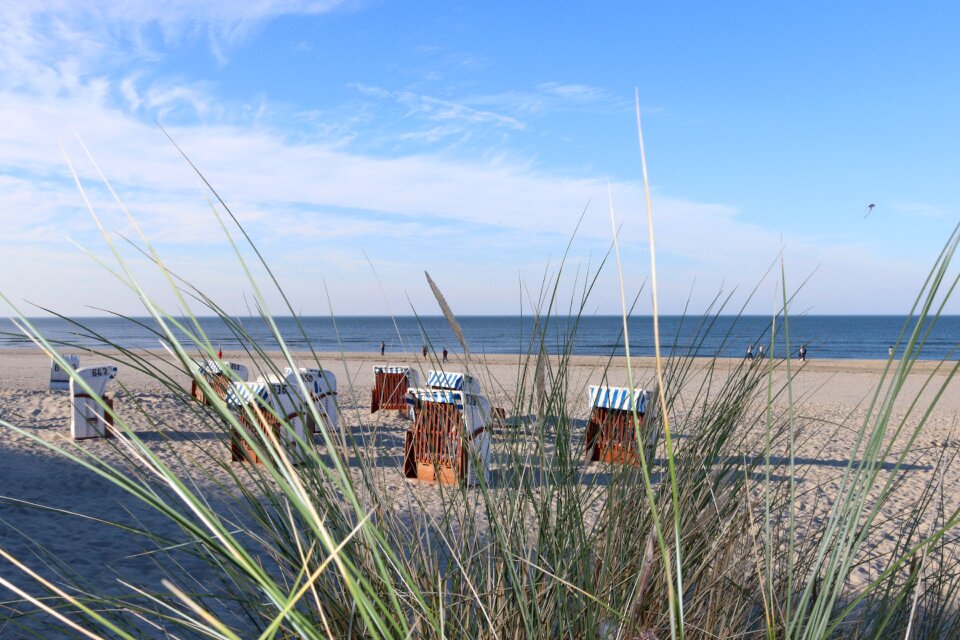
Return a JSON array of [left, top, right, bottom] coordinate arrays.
[[1, 1, 958, 319]]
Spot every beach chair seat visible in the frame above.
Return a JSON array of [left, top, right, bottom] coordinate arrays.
[[70, 365, 118, 439], [49, 355, 80, 391], [191, 360, 249, 405], [282, 367, 338, 434], [403, 387, 491, 485], [371, 366, 418, 418], [226, 380, 308, 465], [585, 385, 659, 465]]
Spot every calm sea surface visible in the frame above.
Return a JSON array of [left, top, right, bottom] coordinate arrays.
[[2, 315, 958, 361]]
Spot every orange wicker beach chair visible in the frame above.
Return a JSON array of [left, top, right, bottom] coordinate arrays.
[[403, 373, 492, 485], [50, 354, 80, 391], [191, 360, 249, 405], [584, 385, 659, 465], [70, 365, 118, 439], [371, 366, 419, 418], [226, 377, 309, 465]]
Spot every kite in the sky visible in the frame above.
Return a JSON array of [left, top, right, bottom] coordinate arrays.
[[864, 203, 876, 218]]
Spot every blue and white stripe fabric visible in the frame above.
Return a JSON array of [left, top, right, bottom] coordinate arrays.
[[427, 370, 466, 390], [407, 388, 464, 410], [374, 366, 410, 375], [589, 386, 649, 413], [226, 382, 271, 408]]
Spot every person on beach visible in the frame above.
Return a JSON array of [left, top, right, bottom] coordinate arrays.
[[442, 347, 448, 363], [217, 345, 222, 359], [799, 344, 807, 362], [746, 345, 753, 360], [889, 345, 895, 358], [757, 345, 765, 359], [421, 344, 427, 358], [380, 340, 385, 356]]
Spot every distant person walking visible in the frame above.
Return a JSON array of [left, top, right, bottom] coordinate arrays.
[[746, 345, 753, 360], [757, 345, 765, 359], [380, 340, 385, 356], [421, 344, 428, 358], [888, 345, 895, 358], [799, 344, 807, 362], [442, 347, 448, 363]]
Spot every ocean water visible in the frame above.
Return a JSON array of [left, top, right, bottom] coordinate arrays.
[[2, 315, 958, 360]]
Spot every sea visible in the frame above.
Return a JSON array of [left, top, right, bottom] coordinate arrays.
[[1, 315, 958, 361]]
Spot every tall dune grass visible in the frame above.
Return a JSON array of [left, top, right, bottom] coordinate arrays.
[[0, 140, 958, 638]]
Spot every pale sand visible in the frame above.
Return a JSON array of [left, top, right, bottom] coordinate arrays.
[[0, 348, 958, 627]]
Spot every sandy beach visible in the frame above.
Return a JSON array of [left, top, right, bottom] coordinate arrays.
[[1, 348, 958, 632]]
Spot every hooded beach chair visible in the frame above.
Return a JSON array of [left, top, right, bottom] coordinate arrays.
[[371, 366, 419, 417], [584, 385, 659, 465], [226, 378, 308, 465], [191, 360, 249, 405], [70, 365, 118, 439], [49, 354, 80, 391], [283, 367, 338, 434], [403, 386, 492, 485]]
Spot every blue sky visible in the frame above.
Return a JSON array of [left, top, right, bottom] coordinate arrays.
[[1, 1, 957, 318]]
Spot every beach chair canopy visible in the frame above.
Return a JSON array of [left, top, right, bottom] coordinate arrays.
[[426, 370, 481, 394], [589, 385, 651, 414], [50, 354, 80, 391]]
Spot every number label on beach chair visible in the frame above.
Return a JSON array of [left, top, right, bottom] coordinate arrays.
[[49, 355, 80, 391], [70, 365, 118, 439]]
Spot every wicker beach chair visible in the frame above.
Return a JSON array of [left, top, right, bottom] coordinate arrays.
[[371, 366, 419, 418], [403, 387, 492, 485], [226, 379, 308, 465], [191, 360, 249, 405], [282, 367, 338, 434], [584, 385, 659, 465], [70, 365, 118, 439], [49, 354, 80, 391]]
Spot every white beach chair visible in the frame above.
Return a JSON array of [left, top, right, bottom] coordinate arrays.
[[585, 385, 659, 465], [281, 367, 338, 434], [371, 366, 419, 418], [403, 386, 492, 486], [50, 355, 80, 391], [226, 379, 308, 464], [70, 365, 118, 440], [191, 360, 249, 405]]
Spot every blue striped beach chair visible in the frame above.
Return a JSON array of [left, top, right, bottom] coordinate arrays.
[[226, 379, 308, 464], [585, 385, 659, 465], [403, 386, 491, 485]]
